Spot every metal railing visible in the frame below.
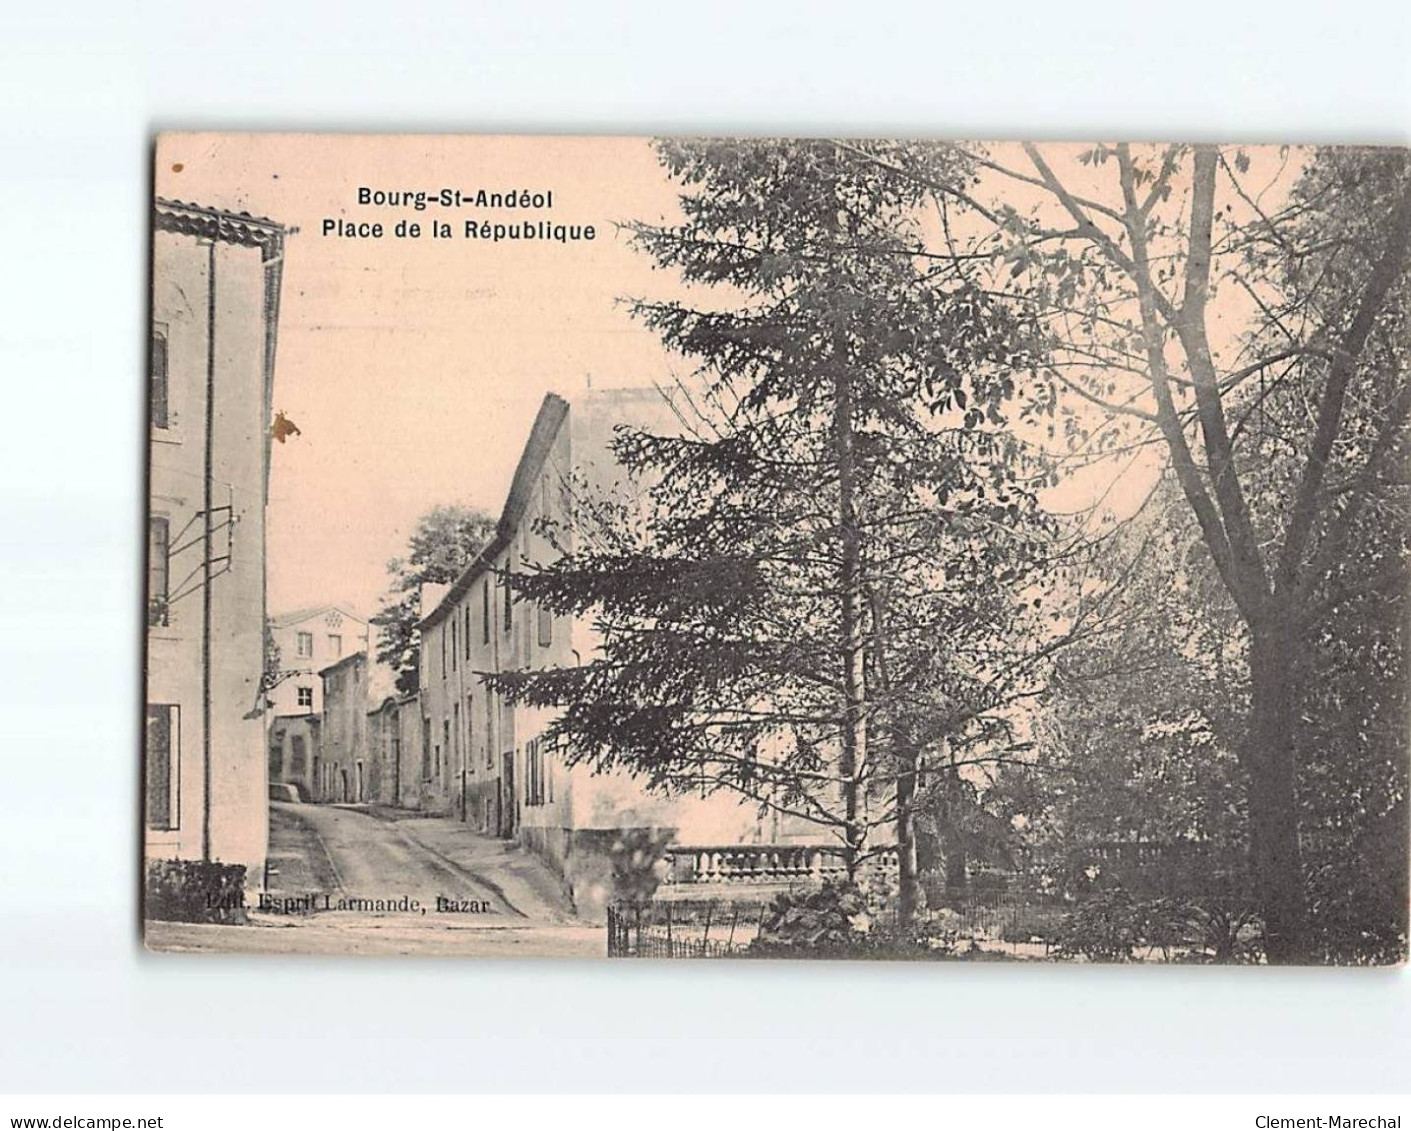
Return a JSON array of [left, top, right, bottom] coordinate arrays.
[[607, 899, 767, 958]]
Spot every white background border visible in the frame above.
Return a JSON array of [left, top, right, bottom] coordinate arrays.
[[1, 0, 1408, 1094]]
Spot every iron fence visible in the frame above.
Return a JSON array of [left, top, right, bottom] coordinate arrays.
[[606, 899, 767, 958]]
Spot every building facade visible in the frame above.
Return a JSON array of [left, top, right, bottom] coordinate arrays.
[[268, 604, 370, 717], [417, 389, 806, 916], [317, 651, 369, 803], [268, 713, 321, 801], [365, 696, 408, 807], [145, 198, 290, 891]]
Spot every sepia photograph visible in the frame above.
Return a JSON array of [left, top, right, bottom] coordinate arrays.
[[142, 134, 1409, 966]]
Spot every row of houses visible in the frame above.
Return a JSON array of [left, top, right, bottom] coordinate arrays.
[[143, 195, 844, 916], [268, 388, 825, 914], [267, 644, 418, 810]]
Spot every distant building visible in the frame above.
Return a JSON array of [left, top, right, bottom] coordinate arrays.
[[318, 652, 368, 803], [366, 696, 405, 807], [417, 389, 812, 915], [268, 713, 320, 801], [145, 198, 291, 890], [268, 604, 370, 717]]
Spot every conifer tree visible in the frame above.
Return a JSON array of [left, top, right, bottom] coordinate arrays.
[[491, 140, 1055, 920]]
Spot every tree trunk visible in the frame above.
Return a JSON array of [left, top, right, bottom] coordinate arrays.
[[1244, 625, 1310, 963], [833, 349, 866, 877], [944, 839, 968, 904], [865, 582, 921, 926], [894, 738, 921, 925]]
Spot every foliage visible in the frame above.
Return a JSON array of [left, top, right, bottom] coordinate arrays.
[[1181, 901, 1263, 965], [999, 912, 1057, 947], [937, 142, 1411, 962], [1001, 484, 1247, 868], [371, 504, 495, 694], [915, 765, 1021, 903], [749, 879, 869, 956], [1049, 887, 1259, 963], [491, 139, 1058, 886], [1050, 887, 1143, 962], [261, 619, 282, 698], [144, 859, 248, 925], [607, 827, 675, 906]]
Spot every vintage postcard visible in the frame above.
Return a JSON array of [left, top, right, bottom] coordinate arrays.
[[142, 135, 1409, 963]]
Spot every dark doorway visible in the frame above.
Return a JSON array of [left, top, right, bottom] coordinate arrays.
[[499, 748, 517, 838]]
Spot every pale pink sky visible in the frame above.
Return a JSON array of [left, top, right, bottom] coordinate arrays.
[[155, 134, 683, 620], [153, 137, 1299, 624]]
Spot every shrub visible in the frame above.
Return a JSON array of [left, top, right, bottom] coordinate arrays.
[[607, 827, 676, 906], [145, 859, 249, 924], [1000, 912, 1057, 947], [749, 881, 973, 960], [1053, 887, 1264, 963], [749, 880, 867, 956], [1051, 887, 1142, 961], [1180, 902, 1263, 964]]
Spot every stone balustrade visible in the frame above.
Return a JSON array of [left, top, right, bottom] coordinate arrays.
[[664, 844, 899, 886]]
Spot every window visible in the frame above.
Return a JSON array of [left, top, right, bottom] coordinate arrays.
[[481, 578, 490, 644], [297, 686, 313, 709], [290, 734, 307, 775], [450, 619, 457, 671], [538, 600, 553, 648], [503, 557, 513, 634], [145, 704, 179, 830], [147, 517, 170, 627], [500, 694, 514, 754], [464, 604, 472, 660], [296, 631, 313, 657], [440, 624, 446, 679], [452, 702, 460, 769], [421, 718, 432, 780], [485, 689, 495, 768], [526, 738, 544, 806], [466, 695, 475, 775], [150, 328, 169, 429], [442, 720, 450, 776], [328, 633, 342, 657]]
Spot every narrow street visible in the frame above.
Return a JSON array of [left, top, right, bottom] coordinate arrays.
[[145, 803, 606, 957]]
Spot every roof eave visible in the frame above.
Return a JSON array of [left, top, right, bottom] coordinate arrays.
[[418, 392, 569, 630]]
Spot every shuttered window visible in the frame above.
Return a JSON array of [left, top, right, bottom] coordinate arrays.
[[150, 330, 169, 429], [145, 704, 179, 830]]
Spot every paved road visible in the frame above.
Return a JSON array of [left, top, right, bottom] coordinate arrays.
[[276, 802, 526, 923], [145, 804, 604, 957]]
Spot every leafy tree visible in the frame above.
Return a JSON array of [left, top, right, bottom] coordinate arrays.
[[1008, 483, 1251, 891], [372, 504, 495, 694], [906, 143, 1411, 963], [491, 139, 1056, 924], [1010, 467, 1406, 963]]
